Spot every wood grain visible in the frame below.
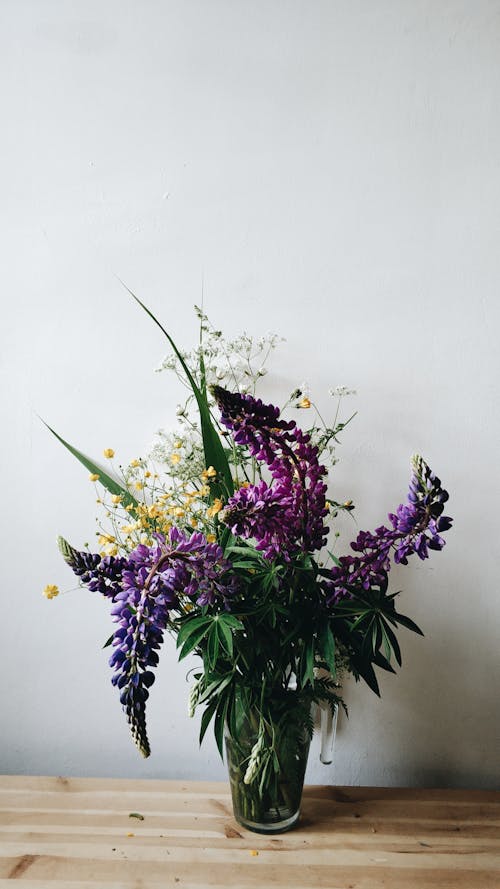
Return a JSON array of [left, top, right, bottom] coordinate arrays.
[[0, 777, 498, 887]]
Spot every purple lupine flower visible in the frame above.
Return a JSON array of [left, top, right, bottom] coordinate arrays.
[[220, 479, 298, 559], [212, 386, 329, 558], [59, 528, 238, 755], [322, 455, 452, 603], [58, 536, 126, 598]]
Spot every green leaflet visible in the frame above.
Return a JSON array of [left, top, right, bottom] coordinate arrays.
[[122, 284, 234, 502], [178, 623, 214, 661], [199, 697, 218, 745], [41, 420, 139, 513], [176, 616, 213, 651]]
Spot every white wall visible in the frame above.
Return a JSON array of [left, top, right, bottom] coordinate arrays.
[[2, 0, 499, 789]]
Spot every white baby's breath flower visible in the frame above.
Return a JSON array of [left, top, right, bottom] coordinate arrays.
[[329, 385, 357, 397]]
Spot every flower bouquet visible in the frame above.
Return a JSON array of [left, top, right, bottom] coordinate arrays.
[[45, 296, 452, 833]]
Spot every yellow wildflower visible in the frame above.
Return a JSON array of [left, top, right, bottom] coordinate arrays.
[[120, 524, 134, 534], [134, 481, 144, 491], [43, 584, 60, 600], [174, 507, 185, 518], [174, 440, 182, 449], [89, 473, 100, 482], [170, 453, 181, 465], [147, 504, 164, 519], [144, 470, 151, 478], [130, 459, 140, 468], [298, 396, 311, 409], [206, 533, 216, 543], [111, 495, 122, 504], [103, 448, 115, 459], [206, 466, 217, 478], [207, 498, 223, 518], [190, 518, 198, 528]]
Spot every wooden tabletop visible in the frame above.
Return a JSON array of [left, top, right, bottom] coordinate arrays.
[[0, 776, 499, 887]]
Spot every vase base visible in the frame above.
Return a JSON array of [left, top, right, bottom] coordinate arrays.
[[234, 808, 301, 834]]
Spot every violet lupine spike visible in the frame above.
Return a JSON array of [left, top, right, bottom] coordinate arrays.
[[59, 529, 238, 756], [322, 455, 453, 604], [57, 535, 126, 597], [212, 386, 329, 558]]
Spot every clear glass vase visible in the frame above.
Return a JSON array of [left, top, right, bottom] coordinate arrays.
[[224, 702, 311, 834]]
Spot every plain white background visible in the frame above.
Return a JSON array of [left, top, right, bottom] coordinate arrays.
[[2, 0, 499, 789]]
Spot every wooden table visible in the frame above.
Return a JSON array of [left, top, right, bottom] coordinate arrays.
[[0, 776, 499, 887]]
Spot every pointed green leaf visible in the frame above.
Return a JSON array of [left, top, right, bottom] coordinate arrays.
[[217, 614, 244, 631], [199, 697, 218, 745], [320, 623, 336, 675], [176, 616, 212, 650], [197, 673, 233, 706], [123, 285, 234, 499], [392, 611, 425, 636], [178, 622, 213, 661], [206, 625, 221, 671], [381, 620, 402, 667], [216, 619, 233, 659], [214, 694, 230, 759], [41, 420, 138, 513]]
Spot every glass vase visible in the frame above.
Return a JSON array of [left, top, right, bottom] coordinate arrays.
[[224, 701, 311, 834]]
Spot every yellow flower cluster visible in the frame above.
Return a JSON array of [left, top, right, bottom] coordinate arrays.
[[43, 584, 60, 600], [88, 443, 231, 560], [206, 498, 223, 518]]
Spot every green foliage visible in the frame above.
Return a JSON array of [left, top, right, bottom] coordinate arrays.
[[46, 294, 426, 772], [42, 421, 139, 513], [123, 285, 234, 502], [185, 546, 424, 770]]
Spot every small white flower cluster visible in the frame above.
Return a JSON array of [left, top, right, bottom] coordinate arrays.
[[329, 386, 357, 397], [156, 308, 282, 398]]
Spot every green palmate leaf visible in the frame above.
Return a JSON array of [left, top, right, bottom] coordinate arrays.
[[351, 656, 381, 696], [41, 420, 139, 513], [176, 616, 213, 650], [123, 285, 234, 501], [178, 622, 213, 661], [217, 614, 244, 631]]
